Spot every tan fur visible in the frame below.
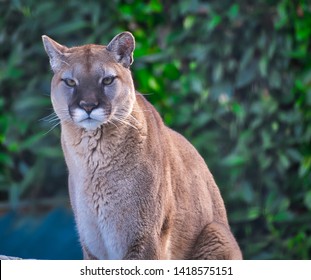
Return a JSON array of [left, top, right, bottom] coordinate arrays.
[[42, 32, 242, 260]]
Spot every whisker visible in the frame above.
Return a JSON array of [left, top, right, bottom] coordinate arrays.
[[131, 108, 152, 113], [107, 119, 120, 130], [53, 109, 72, 122], [42, 120, 61, 136], [40, 112, 58, 122], [41, 92, 50, 97], [115, 117, 138, 130], [40, 109, 71, 135], [127, 114, 141, 125], [47, 116, 59, 123], [136, 92, 154, 96]]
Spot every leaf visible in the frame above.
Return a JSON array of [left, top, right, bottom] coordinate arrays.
[[240, 48, 254, 70], [19, 133, 45, 151], [223, 153, 247, 167], [248, 207, 260, 220], [183, 15, 195, 30], [212, 63, 223, 83], [273, 211, 293, 222], [236, 60, 257, 88], [49, 20, 89, 35], [210, 82, 233, 99], [147, 76, 160, 91], [259, 56, 268, 77], [36, 146, 63, 158], [278, 153, 290, 169], [228, 4, 239, 20], [0, 153, 14, 168], [304, 191, 311, 210], [163, 63, 180, 80], [207, 14, 222, 31], [241, 182, 254, 203], [148, 0, 162, 13], [287, 148, 302, 162]]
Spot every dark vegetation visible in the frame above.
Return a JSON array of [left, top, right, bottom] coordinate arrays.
[[0, 0, 310, 259]]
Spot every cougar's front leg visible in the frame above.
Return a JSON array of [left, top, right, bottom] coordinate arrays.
[[82, 245, 98, 260], [191, 221, 242, 260], [123, 235, 160, 260]]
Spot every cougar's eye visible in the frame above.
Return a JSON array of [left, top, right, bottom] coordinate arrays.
[[63, 78, 76, 87], [102, 76, 115, 86]]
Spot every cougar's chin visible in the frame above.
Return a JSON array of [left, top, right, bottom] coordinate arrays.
[[71, 108, 107, 130], [78, 119, 103, 130]]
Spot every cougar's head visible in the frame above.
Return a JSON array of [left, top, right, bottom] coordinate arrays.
[[42, 32, 136, 130]]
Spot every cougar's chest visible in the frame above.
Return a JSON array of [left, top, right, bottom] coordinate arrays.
[[75, 179, 128, 260], [63, 125, 149, 259], [69, 138, 135, 259]]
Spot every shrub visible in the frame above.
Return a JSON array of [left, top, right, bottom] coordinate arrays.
[[0, 0, 310, 259]]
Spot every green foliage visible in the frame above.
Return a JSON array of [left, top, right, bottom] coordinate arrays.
[[0, 0, 310, 259]]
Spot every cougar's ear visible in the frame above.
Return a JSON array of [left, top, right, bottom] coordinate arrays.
[[107, 32, 135, 68], [42, 35, 68, 72]]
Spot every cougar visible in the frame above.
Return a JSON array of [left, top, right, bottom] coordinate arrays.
[[42, 32, 242, 260]]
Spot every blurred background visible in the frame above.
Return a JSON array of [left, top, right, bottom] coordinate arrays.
[[0, 0, 310, 259]]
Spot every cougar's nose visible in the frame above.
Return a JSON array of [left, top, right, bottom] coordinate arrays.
[[79, 100, 99, 114]]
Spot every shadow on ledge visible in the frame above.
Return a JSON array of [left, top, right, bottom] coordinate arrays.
[[0, 207, 82, 260]]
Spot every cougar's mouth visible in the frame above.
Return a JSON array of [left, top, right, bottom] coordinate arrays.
[[70, 107, 108, 130], [78, 118, 103, 130]]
